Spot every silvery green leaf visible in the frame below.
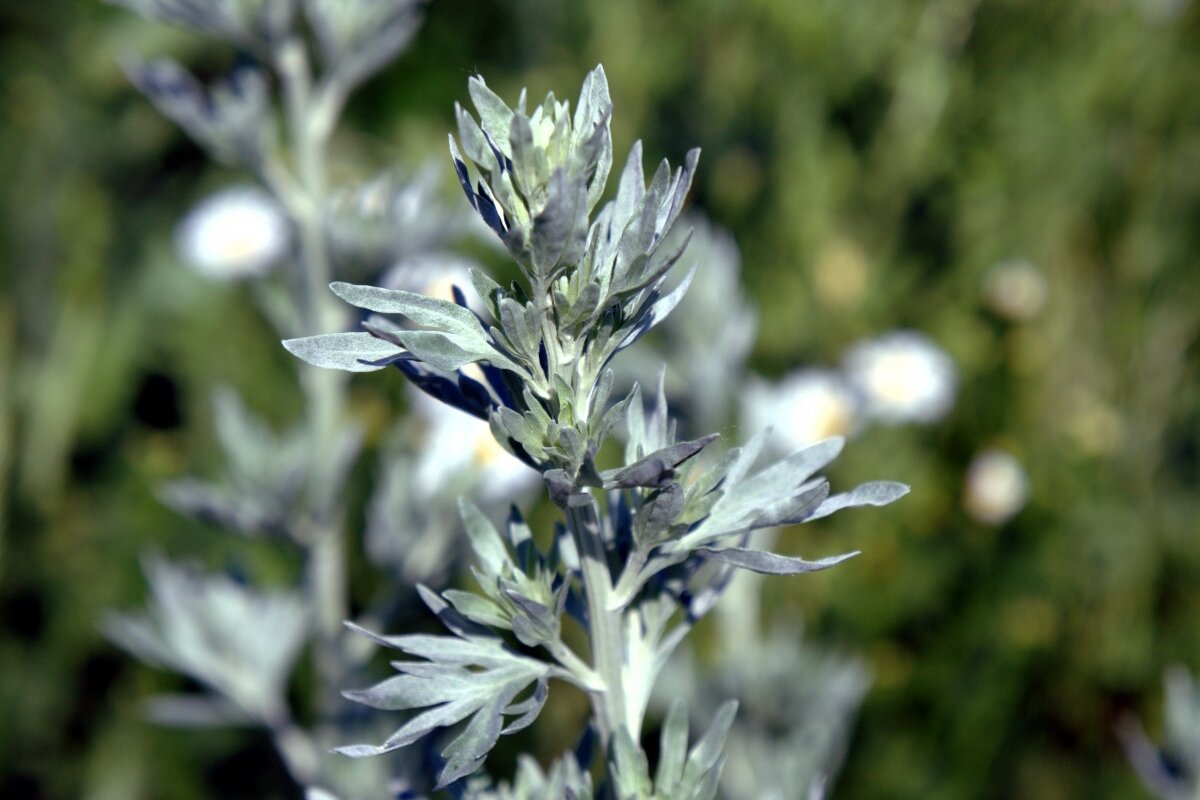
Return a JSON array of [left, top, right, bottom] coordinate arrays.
[[104, 557, 308, 721], [456, 102, 492, 167], [655, 699, 690, 790], [678, 701, 737, 793], [468, 77, 516, 149], [159, 478, 284, 537], [331, 281, 487, 342], [633, 484, 686, 546], [459, 497, 510, 579], [443, 590, 510, 630], [303, 0, 423, 88], [531, 170, 589, 278], [572, 65, 613, 211], [464, 752, 594, 800], [740, 437, 844, 500], [496, 406, 547, 456], [497, 297, 539, 359], [283, 331, 401, 372], [612, 141, 646, 235], [603, 434, 718, 490], [676, 437, 856, 549], [614, 266, 697, 353], [696, 547, 859, 575], [110, 0, 294, 45], [125, 59, 272, 167], [338, 624, 551, 787], [610, 729, 653, 799], [390, 329, 491, 372], [510, 113, 549, 200], [501, 677, 549, 734], [622, 378, 676, 466], [805, 481, 911, 522], [417, 584, 496, 641], [159, 386, 342, 541], [144, 694, 253, 728]]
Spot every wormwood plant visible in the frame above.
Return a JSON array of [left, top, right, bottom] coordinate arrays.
[[103, 2, 523, 797], [287, 65, 909, 796]]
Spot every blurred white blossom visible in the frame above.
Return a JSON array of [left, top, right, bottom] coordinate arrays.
[[176, 186, 290, 281], [381, 252, 486, 315], [843, 331, 957, 424], [410, 390, 540, 505], [982, 258, 1048, 322], [963, 448, 1030, 525], [742, 370, 859, 451]]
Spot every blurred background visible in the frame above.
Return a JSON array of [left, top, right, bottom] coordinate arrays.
[[2, 0, 1200, 798]]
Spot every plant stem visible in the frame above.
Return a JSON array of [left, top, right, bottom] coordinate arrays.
[[275, 34, 349, 753], [565, 496, 629, 748]]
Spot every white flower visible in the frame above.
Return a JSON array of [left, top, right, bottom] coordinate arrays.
[[963, 449, 1030, 525], [381, 252, 486, 315], [409, 389, 540, 504], [741, 370, 860, 452], [982, 258, 1048, 322], [175, 186, 289, 281], [843, 331, 957, 424]]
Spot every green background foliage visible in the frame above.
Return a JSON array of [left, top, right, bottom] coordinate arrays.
[[2, 0, 1199, 797]]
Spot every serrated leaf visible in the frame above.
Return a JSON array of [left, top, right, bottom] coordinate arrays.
[[340, 624, 551, 786]]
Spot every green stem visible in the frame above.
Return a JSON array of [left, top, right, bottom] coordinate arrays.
[[275, 34, 349, 751], [566, 497, 628, 748]]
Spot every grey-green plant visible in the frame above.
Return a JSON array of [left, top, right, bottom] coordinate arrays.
[[103, 2, 518, 797], [287, 64, 908, 796], [630, 214, 870, 799]]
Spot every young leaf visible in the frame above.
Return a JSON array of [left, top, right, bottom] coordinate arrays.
[[696, 547, 860, 575], [602, 434, 719, 490], [282, 332, 400, 372], [805, 481, 911, 522]]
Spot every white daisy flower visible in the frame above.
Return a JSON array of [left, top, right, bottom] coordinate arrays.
[[843, 331, 957, 424], [963, 449, 1030, 525], [409, 390, 540, 505], [741, 370, 860, 452], [176, 186, 289, 281], [982, 258, 1048, 322]]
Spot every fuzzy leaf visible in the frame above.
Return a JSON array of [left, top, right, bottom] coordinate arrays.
[[282, 332, 399, 372], [806, 481, 910, 522], [696, 547, 860, 575], [330, 281, 486, 340], [603, 434, 718, 490], [338, 625, 550, 787], [459, 498, 511, 578]]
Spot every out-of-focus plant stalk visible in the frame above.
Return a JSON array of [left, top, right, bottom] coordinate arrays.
[[274, 33, 350, 758]]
